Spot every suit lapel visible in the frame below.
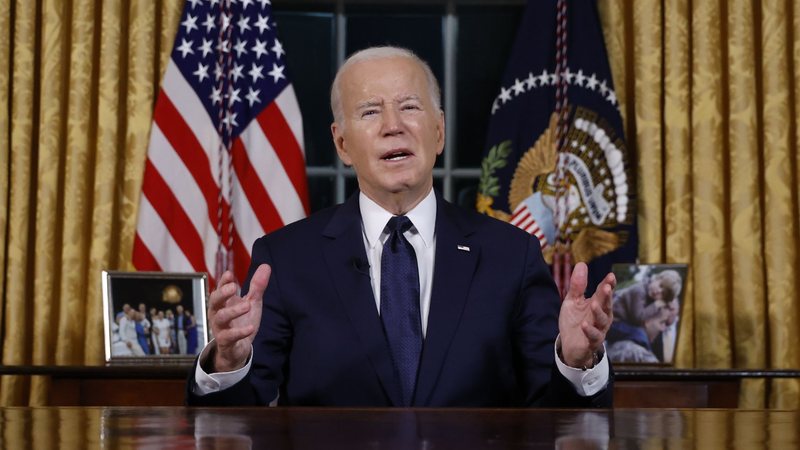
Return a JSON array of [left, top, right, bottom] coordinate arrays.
[[321, 193, 402, 406], [414, 196, 479, 406]]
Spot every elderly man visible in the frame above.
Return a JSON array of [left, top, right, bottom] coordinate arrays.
[[187, 46, 616, 407]]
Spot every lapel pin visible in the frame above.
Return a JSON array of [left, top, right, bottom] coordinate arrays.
[[457, 245, 470, 252]]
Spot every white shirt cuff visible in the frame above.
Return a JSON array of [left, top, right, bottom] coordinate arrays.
[[554, 336, 610, 397], [193, 339, 252, 395]]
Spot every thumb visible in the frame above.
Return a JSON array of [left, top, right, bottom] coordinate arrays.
[[565, 262, 588, 301], [245, 264, 272, 303]]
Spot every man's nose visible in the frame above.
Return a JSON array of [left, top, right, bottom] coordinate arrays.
[[381, 107, 404, 135]]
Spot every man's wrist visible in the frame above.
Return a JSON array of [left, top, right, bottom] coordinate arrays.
[[580, 350, 602, 371], [556, 339, 602, 370], [208, 346, 249, 374]]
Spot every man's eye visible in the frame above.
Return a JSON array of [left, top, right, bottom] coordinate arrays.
[[401, 104, 421, 111], [361, 109, 378, 118]]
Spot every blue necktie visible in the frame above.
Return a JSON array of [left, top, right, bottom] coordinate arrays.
[[380, 215, 422, 406]]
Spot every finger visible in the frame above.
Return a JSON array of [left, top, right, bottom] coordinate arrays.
[[590, 301, 612, 332], [565, 262, 588, 301], [209, 281, 239, 312], [605, 271, 617, 289], [218, 270, 237, 287], [245, 264, 272, 303], [581, 322, 606, 349], [215, 325, 257, 346], [592, 276, 615, 314], [213, 300, 252, 326]]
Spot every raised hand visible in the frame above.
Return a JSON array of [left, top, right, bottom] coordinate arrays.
[[208, 264, 271, 373], [558, 262, 616, 368]]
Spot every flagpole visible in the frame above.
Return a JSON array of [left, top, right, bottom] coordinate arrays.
[[553, 0, 572, 299]]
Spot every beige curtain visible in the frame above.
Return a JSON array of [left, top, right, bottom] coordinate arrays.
[[599, 0, 800, 408], [0, 0, 182, 406]]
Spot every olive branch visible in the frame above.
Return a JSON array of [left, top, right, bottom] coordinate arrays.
[[477, 140, 512, 197]]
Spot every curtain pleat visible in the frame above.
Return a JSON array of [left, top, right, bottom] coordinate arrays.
[[761, 0, 800, 409], [662, 0, 694, 369], [691, 0, 734, 370], [727, 0, 768, 409], [1, 0, 38, 406], [82, 0, 124, 365], [632, 0, 664, 266], [0, 0, 11, 359]]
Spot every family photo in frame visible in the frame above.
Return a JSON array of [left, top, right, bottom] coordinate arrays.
[[606, 263, 689, 365], [102, 271, 209, 363]]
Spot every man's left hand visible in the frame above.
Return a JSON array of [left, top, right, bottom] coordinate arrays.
[[558, 262, 616, 368]]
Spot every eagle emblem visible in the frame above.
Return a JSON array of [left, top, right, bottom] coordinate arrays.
[[477, 107, 632, 264]]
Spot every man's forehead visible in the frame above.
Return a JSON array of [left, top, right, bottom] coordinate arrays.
[[342, 56, 426, 85], [356, 94, 421, 107]]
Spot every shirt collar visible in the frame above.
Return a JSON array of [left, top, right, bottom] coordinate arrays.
[[359, 189, 437, 249]]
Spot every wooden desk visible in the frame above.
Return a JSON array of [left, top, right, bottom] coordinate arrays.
[[0, 407, 798, 448], [2, 366, 799, 408]]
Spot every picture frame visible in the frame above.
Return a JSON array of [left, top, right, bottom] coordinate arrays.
[[606, 263, 689, 366], [102, 271, 209, 364]]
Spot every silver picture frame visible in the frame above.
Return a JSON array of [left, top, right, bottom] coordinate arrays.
[[607, 263, 689, 366], [102, 271, 209, 364]]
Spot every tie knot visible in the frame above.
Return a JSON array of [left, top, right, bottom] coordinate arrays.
[[386, 215, 413, 235]]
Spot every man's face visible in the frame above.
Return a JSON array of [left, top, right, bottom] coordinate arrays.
[[331, 56, 444, 205], [177, 305, 184, 314], [665, 299, 680, 326], [644, 309, 669, 341]]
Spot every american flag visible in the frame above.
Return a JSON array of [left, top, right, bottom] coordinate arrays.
[[133, 0, 308, 286]]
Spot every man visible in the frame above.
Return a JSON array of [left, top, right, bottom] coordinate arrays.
[[187, 47, 616, 407], [650, 270, 682, 363]]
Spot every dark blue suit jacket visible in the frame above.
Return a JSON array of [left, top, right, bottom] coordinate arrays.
[[187, 192, 612, 407]]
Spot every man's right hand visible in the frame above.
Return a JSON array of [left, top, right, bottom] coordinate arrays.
[[208, 264, 271, 373]]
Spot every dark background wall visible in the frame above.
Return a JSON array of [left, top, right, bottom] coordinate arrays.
[[272, 0, 527, 211]]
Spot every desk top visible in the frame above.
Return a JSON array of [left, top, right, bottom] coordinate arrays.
[[0, 407, 797, 449], [3, 364, 800, 379]]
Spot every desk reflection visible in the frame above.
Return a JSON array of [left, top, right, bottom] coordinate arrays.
[[0, 407, 797, 449]]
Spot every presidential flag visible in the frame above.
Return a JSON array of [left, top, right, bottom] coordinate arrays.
[[133, 0, 308, 286], [477, 0, 637, 293]]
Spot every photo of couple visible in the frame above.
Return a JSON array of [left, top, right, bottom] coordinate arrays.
[[606, 264, 688, 365]]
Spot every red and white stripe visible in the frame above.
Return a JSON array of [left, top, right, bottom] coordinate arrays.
[[133, 61, 308, 286], [510, 203, 548, 248]]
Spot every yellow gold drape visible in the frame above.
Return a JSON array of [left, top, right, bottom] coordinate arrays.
[[0, 0, 183, 406], [1, 1, 798, 408], [599, 0, 800, 408]]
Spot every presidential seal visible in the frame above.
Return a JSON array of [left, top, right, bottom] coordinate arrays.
[[477, 107, 632, 264]]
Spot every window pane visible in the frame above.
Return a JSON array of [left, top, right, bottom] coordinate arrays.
[[345, 176, 360, 200], [346, 10, 445, 168], [453, 176, 479, 211], [308, 176, 337, 212], [455, 5, 523, 168], [276, 12, 337, 167]]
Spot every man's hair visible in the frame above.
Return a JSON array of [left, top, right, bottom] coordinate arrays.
[[330, 46, 442, 125], [653, 270, 683, 303]]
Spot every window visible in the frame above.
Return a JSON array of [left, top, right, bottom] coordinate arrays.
[[275, 1, 524, 212]]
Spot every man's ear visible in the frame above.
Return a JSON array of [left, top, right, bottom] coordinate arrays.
[[331, 122, 352, 166]]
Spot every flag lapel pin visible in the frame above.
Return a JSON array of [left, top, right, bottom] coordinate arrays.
[[457, 245, 470, 252]]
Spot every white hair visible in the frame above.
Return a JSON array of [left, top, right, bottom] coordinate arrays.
[[330, 46, 442, 125]]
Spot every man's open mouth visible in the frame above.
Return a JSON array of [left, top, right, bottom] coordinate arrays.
[[381, 151, 412, 161]]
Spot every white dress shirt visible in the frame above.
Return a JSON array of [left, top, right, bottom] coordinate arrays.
[[195, 188, 608, 398]]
